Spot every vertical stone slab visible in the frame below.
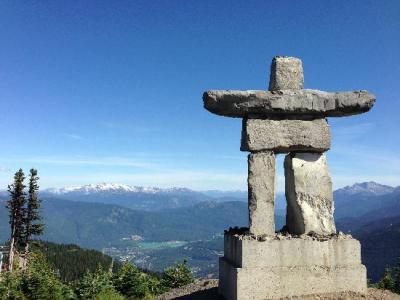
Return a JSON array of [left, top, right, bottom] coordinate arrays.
[[269, 56, 304, 91], [284, 152, 336, 235], [248, 151, 276, 235]]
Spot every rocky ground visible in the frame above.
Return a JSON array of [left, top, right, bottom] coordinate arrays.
[[156, 279, 400, 300]]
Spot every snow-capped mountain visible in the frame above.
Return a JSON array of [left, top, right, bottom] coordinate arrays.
[[2, 181, 398, 214], [334, 182, 400, 219], [334, 181, 395, 197], [40, 183, 210, 211], [45, 183, 137, 194], [44, 183, 194, 196]]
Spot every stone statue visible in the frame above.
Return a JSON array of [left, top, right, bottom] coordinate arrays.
[[203, 56, 375, 299]]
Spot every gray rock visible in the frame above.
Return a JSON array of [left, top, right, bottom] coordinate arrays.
[[241, 118, 330, 153], [220, 255, 366, 300], [203, 89, 375, 118], [269, 56, 304, 91], [284, 153, 336, 235], [248, 152, 276, 236], [224, 232, 362, 268]]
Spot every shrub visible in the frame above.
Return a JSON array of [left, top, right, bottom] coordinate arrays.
[[113, 262, 149, 299], [0, 270, 26, 300], [76, 266, 114, 299], [93, 289, 124, 300], [393, 261, 400, 294], [160, 260, 194, 291], [378, 268, 394, 291], [0, 253, 73, 300]]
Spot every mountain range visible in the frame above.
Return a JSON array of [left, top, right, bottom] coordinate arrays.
[[0, 181, 399, 281], [333, 182, 400, 281], [36, 183, 247, 211], [8, 181, 386, 212], [334, 182, 400, 219], [0, 198, 257, 248]]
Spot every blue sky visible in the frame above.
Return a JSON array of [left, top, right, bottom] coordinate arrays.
[[0, 1, 399, 191]]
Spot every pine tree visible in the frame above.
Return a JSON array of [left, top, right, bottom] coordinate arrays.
[[23, 169, 44, 266], [77, 266, 115, 299], [113, 262, 149, 298], [378, 267, 394, 291], [160, 260, 194, 291], [393, 260, 400, 294], [6, 169, 26, 271], [0, 253, 72, 300]]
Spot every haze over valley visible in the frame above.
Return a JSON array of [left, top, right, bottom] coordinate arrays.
[[0, 181, 398, 281]]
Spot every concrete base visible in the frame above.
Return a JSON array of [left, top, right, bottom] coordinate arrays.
[[219, 232, 367, 300]]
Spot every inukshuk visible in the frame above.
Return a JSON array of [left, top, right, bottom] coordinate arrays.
[[203, 56, 376, 300]]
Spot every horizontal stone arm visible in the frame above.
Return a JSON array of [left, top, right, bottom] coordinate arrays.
[[203, 89, 375, 118]]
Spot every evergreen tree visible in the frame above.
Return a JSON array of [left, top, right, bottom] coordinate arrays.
[[393, 260, 400, 294], [6, 169, 26, 271], [31, 241, 120, 283], [378, 267, 394, 291], [0, 253, 73, 300], [113, 262, 149, 299], [20, 253, 70, 300], [76, 266, 115, 299], [0, 267, 25, 299], [24, 169, 44, 264], [93, 289, 124, 300], [160, 260, 194, 291]]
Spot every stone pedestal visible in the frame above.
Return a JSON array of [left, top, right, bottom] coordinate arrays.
[[219, 231, 367, 300]]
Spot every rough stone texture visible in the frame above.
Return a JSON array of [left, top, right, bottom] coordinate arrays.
[[200, 56, 376, 300], [219, 258, 367, 300], [219, 233, 367, 300], [285, 153, 336, 235], [269, 56, 304, 91], [223, 232, 361, 268], [241, 118, 331, 153], [248, 152, 276, 235], [203, 89, 376, 118]]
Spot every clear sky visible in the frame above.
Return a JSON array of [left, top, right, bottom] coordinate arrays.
[[0, 1, 399, 191]]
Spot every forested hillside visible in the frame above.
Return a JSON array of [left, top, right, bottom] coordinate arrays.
[[0, 240, 195, 299], [32, 241, 121, 282], [0, 198, 252, 247], [334, 183, 400, 281], [1, 182, 399, 282]]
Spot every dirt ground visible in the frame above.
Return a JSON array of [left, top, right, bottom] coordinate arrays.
[[156, 279, 400, 300]]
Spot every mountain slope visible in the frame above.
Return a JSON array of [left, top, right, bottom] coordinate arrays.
[[35, 181, 399, 217], [0, 198, 252, 248], [337, 213, 400, 282], [336, 199, 400, 281], [40, 183, 212, 211], [334, 182, 400, 219], [356, 215, 400, 282], [335, 182, 395, 197], [1, 182, 399, 281], [32, 241, 121, 282]]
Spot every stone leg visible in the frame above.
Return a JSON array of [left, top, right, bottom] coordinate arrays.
[[248, 151, 276, 235], [284, 152, 336, 235]]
